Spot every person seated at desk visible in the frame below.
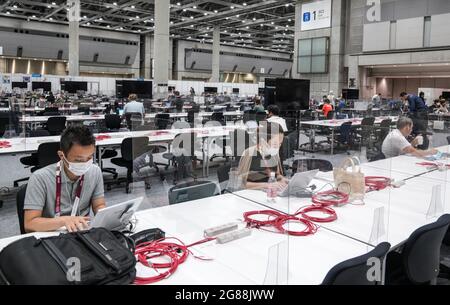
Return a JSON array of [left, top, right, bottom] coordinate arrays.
[[254, 98, 265, 113], [237, 122, 288, 191], [46, 92, 55, 104], [321, 99, 333, 118], [24, 126, 106, 233], [429, 99, 448, 114], [123, 94, 145, 117], [381, 117, 438, 159], [267, 105, 288, 132]]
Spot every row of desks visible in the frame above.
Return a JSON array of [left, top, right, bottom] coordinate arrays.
[[0, 147, 448, 284]]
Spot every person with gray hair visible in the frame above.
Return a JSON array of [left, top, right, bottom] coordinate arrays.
[[381, 116, 438, 158]]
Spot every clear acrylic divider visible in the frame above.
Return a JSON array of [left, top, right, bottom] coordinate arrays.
[[263, 240, 289, 285]]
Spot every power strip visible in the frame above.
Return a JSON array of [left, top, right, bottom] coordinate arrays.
[[216, 228, 252, 244], [204, 222, 239, 237]]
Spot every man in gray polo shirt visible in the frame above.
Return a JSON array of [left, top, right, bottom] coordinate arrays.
[[24, 126, 106, 233]]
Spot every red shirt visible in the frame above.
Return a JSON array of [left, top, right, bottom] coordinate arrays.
[[323, 104, 333, 117]]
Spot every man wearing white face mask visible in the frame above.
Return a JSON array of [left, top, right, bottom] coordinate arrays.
[[24, 126, 106, 233]]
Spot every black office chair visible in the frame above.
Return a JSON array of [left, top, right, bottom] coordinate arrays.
[[368, 151, 386, 162], [43, 107, 60, 116], [168, 180, 218, 205], [385, 214, 450, 285], [46, 116, 67, 135], [163, 132, 201, 184], [217, 164, 232, 194], [322, 242, 391, 285], [78, 106, 90, 115], [447, 136, 450, 145], [16, 184, 28, 235], [243, 110, 256, 123], [125, 112, 143, 131], [104, 114, 122, 131], [332, 121, 353, 152], [0, 117, 10, 137], [155, 113, 171, 130], [355, 117, 376, 148], [14, 142, 61, 187], [292, 159, 333, 174], [256, 111, 267, 123], [326, 111, 335, 120], [110, 137, 152, 193]]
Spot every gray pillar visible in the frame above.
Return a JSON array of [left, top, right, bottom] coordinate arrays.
[[328, 0, 346, 96], [144, 34, 152, 79], [154, 0, 170, 97], [210, 26, 220, 82], [292, 1, 302, 78], [67, 0, 80, 76]]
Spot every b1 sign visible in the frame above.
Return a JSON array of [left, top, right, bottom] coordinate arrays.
[[301, 0, 332, 31]]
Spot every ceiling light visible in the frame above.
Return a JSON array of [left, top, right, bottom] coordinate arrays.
[[193, 6, 197, 9], [230, 6, 235, 9], [131, 5, 135, 9], [113, 2, 117, 5]]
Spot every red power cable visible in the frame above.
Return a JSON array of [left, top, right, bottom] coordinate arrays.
[[243, 210, 317, 236], [274, 216, 318, 236], [133, 237, 215, 285], [297, 206, 337, 223], [365, 176, 391, 191]]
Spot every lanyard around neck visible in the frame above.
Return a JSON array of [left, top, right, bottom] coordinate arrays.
[[55, 161, 84, 217]]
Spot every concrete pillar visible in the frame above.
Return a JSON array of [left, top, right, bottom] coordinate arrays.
[[0, 58, 6, 73], [154, 0, 170, 97], [144, 34, 152, 79], [328, 0, 346, 96], [67, 0, 80, 76], [292, 1, 302, 78], [210, 26, 220, 82]]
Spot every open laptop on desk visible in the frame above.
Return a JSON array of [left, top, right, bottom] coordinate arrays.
[[278, 170, 319, 197], [89, 197, 143, 231]]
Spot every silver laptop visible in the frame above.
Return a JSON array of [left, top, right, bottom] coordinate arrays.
[[90, 197, 143, 230], [278, 170, 319, 197]]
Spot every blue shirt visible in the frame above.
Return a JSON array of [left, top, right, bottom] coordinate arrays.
[[407, 94, 426, 112]]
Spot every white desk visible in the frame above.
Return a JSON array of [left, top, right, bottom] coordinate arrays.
[[20, 114, 106, 124], [0, 193, 372, 285]]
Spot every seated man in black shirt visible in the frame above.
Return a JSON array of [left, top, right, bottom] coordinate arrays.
[[237, 122, 288, 190]]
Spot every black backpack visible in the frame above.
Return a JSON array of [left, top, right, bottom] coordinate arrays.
[[0, 228, 136, 285]]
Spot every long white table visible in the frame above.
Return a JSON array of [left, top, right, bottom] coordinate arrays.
[[0, 193, 372, 285]]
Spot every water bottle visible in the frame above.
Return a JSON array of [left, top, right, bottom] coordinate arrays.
[[267, 172, 278, 203]]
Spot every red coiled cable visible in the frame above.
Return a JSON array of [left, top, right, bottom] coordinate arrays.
[[134, 237, 215, 285], [243, 210, 317, 236], [274, 216, 318, 236], [0, 141, 11, 148], [311, 190, 349, 207], [365, 176, 391, 191], [297, 206, 337, 223], [243, 210, 284, 228]]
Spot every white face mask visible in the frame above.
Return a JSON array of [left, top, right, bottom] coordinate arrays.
[[64, 157, 93, 176]]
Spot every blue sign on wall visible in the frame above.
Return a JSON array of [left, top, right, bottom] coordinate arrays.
[[31, 73, 42, 78], [303, 12, 311, 22]]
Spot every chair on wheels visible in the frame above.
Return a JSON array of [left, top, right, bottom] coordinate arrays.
[[162, 132, 203, 184], [16, 184, 28, 234], [168, 180, 218, 205], [110, 137, 153, 193], [14, 142, 61, 187], [124, 112, 143, 131], [355, 117, 376, 149], [104, 114, 122, 132], [155, 113, 171, 130], [322, 242, 391, 285], [45, 116, 67, 135], [292, 159, 333, 174], [385, 214, 450, 285]]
